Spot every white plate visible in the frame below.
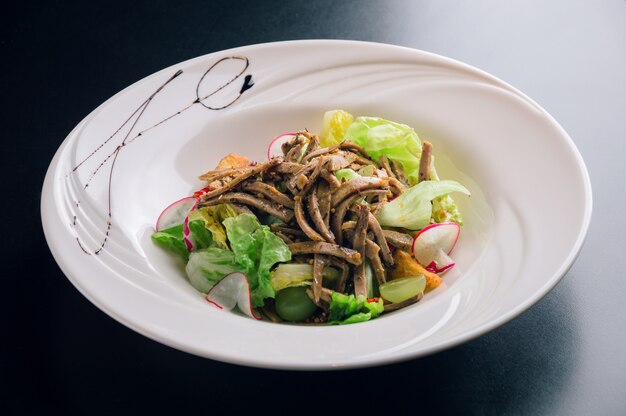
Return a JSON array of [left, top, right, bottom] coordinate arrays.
[[41, 40, 592, 369]]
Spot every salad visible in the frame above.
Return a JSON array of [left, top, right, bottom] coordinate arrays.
[[152, 110, 470, 324]]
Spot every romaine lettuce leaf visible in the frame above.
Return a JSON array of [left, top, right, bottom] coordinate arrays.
[[334, 168, 361, 183], [344, 116, 423, 185], [185, 248, 246, 293], [188, 204, 238, 249], [187, 220, 213, 250], [223, 214, 292, 307], [376, 180, 470, 230], [430, 163, 465, 225], [320, 109, 354, 148], [270, 263, 341, 291], [328, 292, 384, 325], [151, 224, 188, 261]]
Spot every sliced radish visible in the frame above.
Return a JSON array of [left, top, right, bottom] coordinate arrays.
[[155, 196, 198, 231], [205, 272, 261, 320], [267, 133, 296, 159], [426, 252, 456, 274], [182, 206, 196, 251], [412, 222, 460, 272]]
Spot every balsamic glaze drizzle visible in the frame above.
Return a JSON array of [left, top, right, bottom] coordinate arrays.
[[70, 56, 253, 255]]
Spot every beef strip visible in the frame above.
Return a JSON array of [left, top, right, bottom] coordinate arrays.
[[344, 229, 387, 286], [306, 287, 332, 306], [382, 229, 414, 251], [331, 177, 388, 207], [379, 155, 397, 179], [298, 157, 327, 196], [316, 180, 331, 226], [367, 246, 387, 285], [200, 158, 280, 200], [351, 204, 370, 297], [352, 154, 376, 166], [287, 242, 362, 265], [300, 142, 341, 163], [306, 187, 335, 243], [366, 212, 394, 265], [418, 140, 433, 182], [327, 257, 350, 293], [301, 135, 320, 159], [382, 292, 424, 313], [312, 255, 329, 303], [324, 152, 357, 171], [270, 224, 307, 237], [241, 181, 294, 208], [275, 231, 294, 244], [200, 192, 294, 223], [198, 166, 254, 182], [283, 135, 307, 162], [294, 195, 325, 241], [320, 169, 341, 190], [339, 141, 372, 159], [287, 160, 318, 192], [390, 158, 409, 186], [387, 177, 406, 195], [331, 189, 388, 244], [273, 162, 305, 174]]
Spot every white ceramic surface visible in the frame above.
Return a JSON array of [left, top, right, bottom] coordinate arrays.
[[41, 40, 591, 369]]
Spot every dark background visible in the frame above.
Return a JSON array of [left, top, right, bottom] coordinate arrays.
[[3, 1, 626, 414]]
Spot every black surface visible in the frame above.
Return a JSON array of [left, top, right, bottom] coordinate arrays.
[[4, 1, 625, 415]]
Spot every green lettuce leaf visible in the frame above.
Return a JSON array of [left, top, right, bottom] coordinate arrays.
[[151, 224, 188, 261], [430, 163, 464, 225], [376, 180, 470, 230], [343, 116, 423, 185], [270, 263, 340, 291], [223, 214, 292, 307], [187, 220, 213, 250], [185, 248, 246, 293], [320, 109, 354, 148], [188, 204, 238, 249], [344, 116, 467, 225], [334, 168, 361, 183], [328, 292, 384, 325]]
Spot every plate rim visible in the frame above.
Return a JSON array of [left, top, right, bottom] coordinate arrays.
[[41, 39, 593, 370]]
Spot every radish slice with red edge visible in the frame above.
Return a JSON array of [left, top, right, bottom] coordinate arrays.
[[182, 205, 197, 251], [426, 252, 456, 274], [267, 133, 296, 159], [205, 272, 261, 320], [155, 196, 198, 231], [412, 222, 460, 273]]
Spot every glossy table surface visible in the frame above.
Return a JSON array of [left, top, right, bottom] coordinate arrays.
[[4, 1, 626, 414]]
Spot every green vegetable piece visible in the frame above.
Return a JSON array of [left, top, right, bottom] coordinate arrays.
[[344, 116, 468, 225], [344, 116, 423, 185], [151, 224, 188, 261], [334, 168, 361, 183], [151, 232, 189, 261], [430, 164, 464, 225], [223, 214, 292, 307], [270, 263, 340, 291], [274, 287, 318, 322], [320, 109, 354, 148], [379, 276, 426, 303], [188, 204, 238, 249], [188, 220, 213, 250], [185, 248, 246, 293], [376, 180, 470, 230], [357, 164, 376, 177], [328, 292, 384, 325]]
